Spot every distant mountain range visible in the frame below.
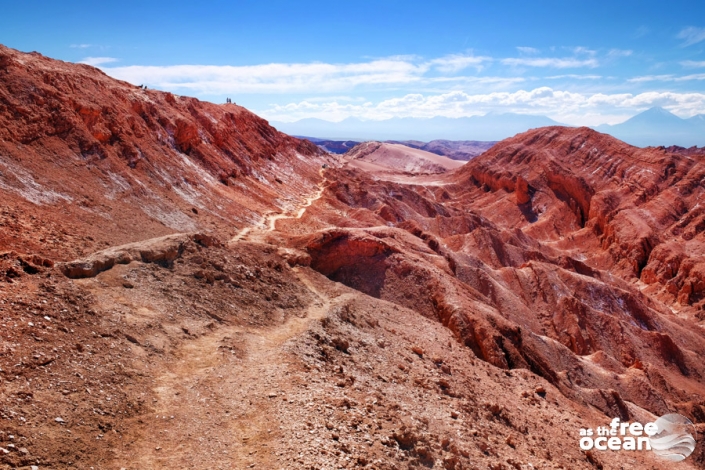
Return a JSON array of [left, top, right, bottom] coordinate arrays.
[[271, 113, 561, 142], [272, 107, 705, 148], [594, 107, 705, 147]]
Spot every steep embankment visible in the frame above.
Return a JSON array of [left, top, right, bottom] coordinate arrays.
[[282, 126, 705, 467], [0, 44, 330, 261], [450, 126, 705, 312]]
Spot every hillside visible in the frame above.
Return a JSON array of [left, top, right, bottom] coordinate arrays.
[[344, 141, 466, 174], [0, 44, 329, 260], [387, 139, 497, 161], [1, 45, 704, 470], [302, 137, 496, 161]]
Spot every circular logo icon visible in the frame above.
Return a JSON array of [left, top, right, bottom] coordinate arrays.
[[649, 413, 697, 461]]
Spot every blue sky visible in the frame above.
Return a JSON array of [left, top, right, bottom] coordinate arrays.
[[2, 1, 705, 125]]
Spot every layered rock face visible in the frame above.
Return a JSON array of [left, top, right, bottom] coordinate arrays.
[[288, 127, 705, 464], [450, 126, 705, 312], [0, 44, 328, 260]]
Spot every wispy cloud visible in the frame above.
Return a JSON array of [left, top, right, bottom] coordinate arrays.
[[100, 54, 500, 94], [80, 56, 119, 66], [678, 26, 705, 46], [633, 26, 650, 39], [103, 59, 429, 94], [501, 46, 601, 69], [571, 47, 597, 56], [501, 57, 599, 68], [71, 44, 92, 49], [628, 73, 705, 83], [427, 76, 525, 86], [628, 74, 675, 83], [428, 54, 491, 73], [607, 49, 632, 58], [94, 46, 649, 98], [545, 74, 603, 80], [681, 60, 705, 68]]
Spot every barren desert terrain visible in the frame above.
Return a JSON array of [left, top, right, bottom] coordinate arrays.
[[1, 45, 704, 470]]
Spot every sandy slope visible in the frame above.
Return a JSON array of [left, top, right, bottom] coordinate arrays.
[[345, 142, 465, 174]]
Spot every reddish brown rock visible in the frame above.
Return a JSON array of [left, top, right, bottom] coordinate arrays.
[[515, 176, 531, 205], [0, 44, 331, 261]]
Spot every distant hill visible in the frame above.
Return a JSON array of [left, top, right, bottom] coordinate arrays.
[[344, 141, 465, 174], [387, 139, 496, 161], [595, 107, 705, 147], [299, 136, 496, 161], [272, 113, 563, 141]]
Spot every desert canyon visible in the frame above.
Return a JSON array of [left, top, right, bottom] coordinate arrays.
[[0, 45, 704, 470]]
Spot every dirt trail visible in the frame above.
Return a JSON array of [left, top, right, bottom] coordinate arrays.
[[122, 267, 353, 469], [230, 213, 267, 242], [230, 169, 327, 243]]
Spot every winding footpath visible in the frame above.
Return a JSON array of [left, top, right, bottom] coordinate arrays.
[[230, 168, 327, 243]]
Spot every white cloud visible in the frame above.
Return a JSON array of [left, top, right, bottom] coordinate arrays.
[[428, 54, 491, 73], [676, 73, 705, 81], [545, 74, 603, 80], [627, 74, 675, 83], [516, 47, 539, 55], [90, 51, 705, 126], [426, 76, 526, 86], [71, 44, 92, 49], [260, 88, 705, 125], [100, 55, 499, 94], [501, 57, 599, 68], [98, 50, 618, 96], [571, 47, 597, 56], [678, 26, 705, 46], [607, 49, 633, 58], [80, 56, 119, 66], [633, 26, 650, 39], [298, 95, 364, 103], [102, 59, 430, 94], [681, 60, 705, 68], [628, 73, 705, 83]]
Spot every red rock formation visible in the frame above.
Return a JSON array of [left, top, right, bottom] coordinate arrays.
[[450, 126, 705, 311], [291, 127, 705, 434], [0, 44, 329, 260]]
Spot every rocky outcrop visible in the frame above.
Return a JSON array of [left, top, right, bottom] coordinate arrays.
[[293, 221, 705, 423], [515, 176, 531, 205], [299, 134, 705, 429], [58, 233, 218, 278], [452, 126, 705, 306]]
